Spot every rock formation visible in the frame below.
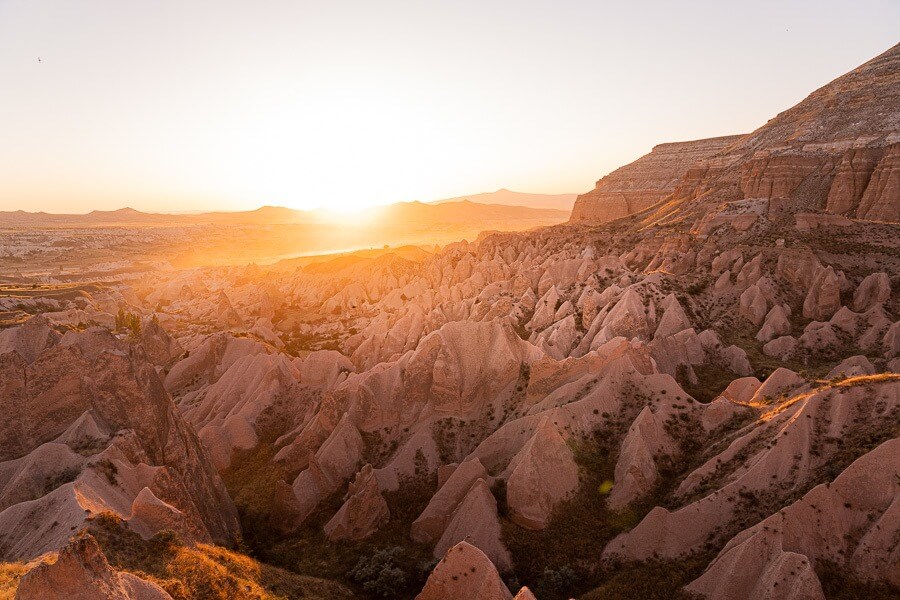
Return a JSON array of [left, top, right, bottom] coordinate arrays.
[[569, 135, 743, 224], [686, 438, 900, 599], [416, 541, 513, 600], [0, 317, 239, 561], [15, 534, 173, 600]]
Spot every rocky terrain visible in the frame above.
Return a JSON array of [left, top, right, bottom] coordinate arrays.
[[0, 43, 898, 600], [569, 135, 744, 224]]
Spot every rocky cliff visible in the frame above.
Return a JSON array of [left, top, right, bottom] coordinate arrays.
[[669, 43, 900, 223], [569, 135, 743, 224], [571, 43, 900, 227]]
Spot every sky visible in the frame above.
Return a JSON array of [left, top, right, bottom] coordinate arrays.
[[0, 1, 898, 214]]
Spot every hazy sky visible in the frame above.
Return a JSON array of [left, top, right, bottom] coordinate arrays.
[[1, 1, 898, 213]]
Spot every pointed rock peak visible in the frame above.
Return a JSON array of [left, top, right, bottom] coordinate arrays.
[[513, 586, 538, 600], [416, 541, 512, 600]]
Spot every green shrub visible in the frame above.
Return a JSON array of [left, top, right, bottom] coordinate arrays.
[[537, 565, 579, 599], [348, 547, 408, 598]]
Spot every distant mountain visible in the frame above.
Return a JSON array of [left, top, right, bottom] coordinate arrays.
[[375, 199, 568, 223], [428, 188, 577, 210], [1, 196, 569, 227]]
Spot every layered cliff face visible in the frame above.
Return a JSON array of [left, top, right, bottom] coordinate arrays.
[[671, 43, 900, 222], [569, 135, 743, 224], [571, 43, 900, 226]]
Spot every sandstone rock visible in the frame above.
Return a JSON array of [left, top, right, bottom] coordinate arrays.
[[513, 587, 537, 600], [139, 317, 183, 366], [215, 291, 244, 328], [756, 304, 791, 343], [505, 418, 579, 529], [324, 464, 389, 541], [856, 142, 900, 221], [433, 479, 512, 572], [179, 352, 300, 470], [295, 350, 354, 389], [825, 355, 876, 378], [802, 267, 842, 321], [794, 212, 853, 232], [0, 325, 240, 560], [609, 405, 679, 510], [713, 271, 731, 292], [719, 376, 762, 403], [825, 147, 882, 215], [127, 487, 198, 543], [763, 336, 798, 360], [604, 377, 898, 562], [527, 286, 560, 331], [597, 288, 650, 341], [15, 534, 173, 600], [884, 321, 900, 358], [851, 272, 891, 311], [686, 439, 900, 599], [164, 333, 268, 394], [798, 321, 841, 353], [740, 154, 823, 199], [775, 251, 821, 290], [654, 294, 691, 339], [416, 541, 512, 600], [412, 457, 488, 544], [739, 285, 768, 326], [437, 463, 458, 489], [285, 414, 363, 529], [701, 397, 751, 432], [0, 314, 60, 364], [751, 368, 806, 404], [570, 136, 743, 224]]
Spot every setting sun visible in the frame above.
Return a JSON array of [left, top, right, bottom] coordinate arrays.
[[2, 1, 895, 214]]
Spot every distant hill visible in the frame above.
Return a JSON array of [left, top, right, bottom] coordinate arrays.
[[1, 196, 570, 227], [428, 188, 577, 210], [375, 199, 568, 223]]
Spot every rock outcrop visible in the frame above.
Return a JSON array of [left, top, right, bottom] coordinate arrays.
[[569, 135, 743, 224], [505, 418, 578, 529], [324, 464, 389, 541], [686, 438, 900, 599], [0, 318, 240, 561], [433, 479, 512, 572], [15, 534, 173, 600], [416, 541, 513, 600], [6, 42, 899, 600]]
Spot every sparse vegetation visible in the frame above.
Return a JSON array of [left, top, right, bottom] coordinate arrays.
[[817, 560, 900, 600], [581, 558, 709, 600], [87, 512, 354, 600], [94, 458, 119, 486], [348, 547, 408, 598], [0, 562, 28, 600], [677, 364, 734, 403], [41, 466, 80, 496], [115, 308, 142, 337], [224, 447, 437, 599], [499, 423, 643, 597]]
